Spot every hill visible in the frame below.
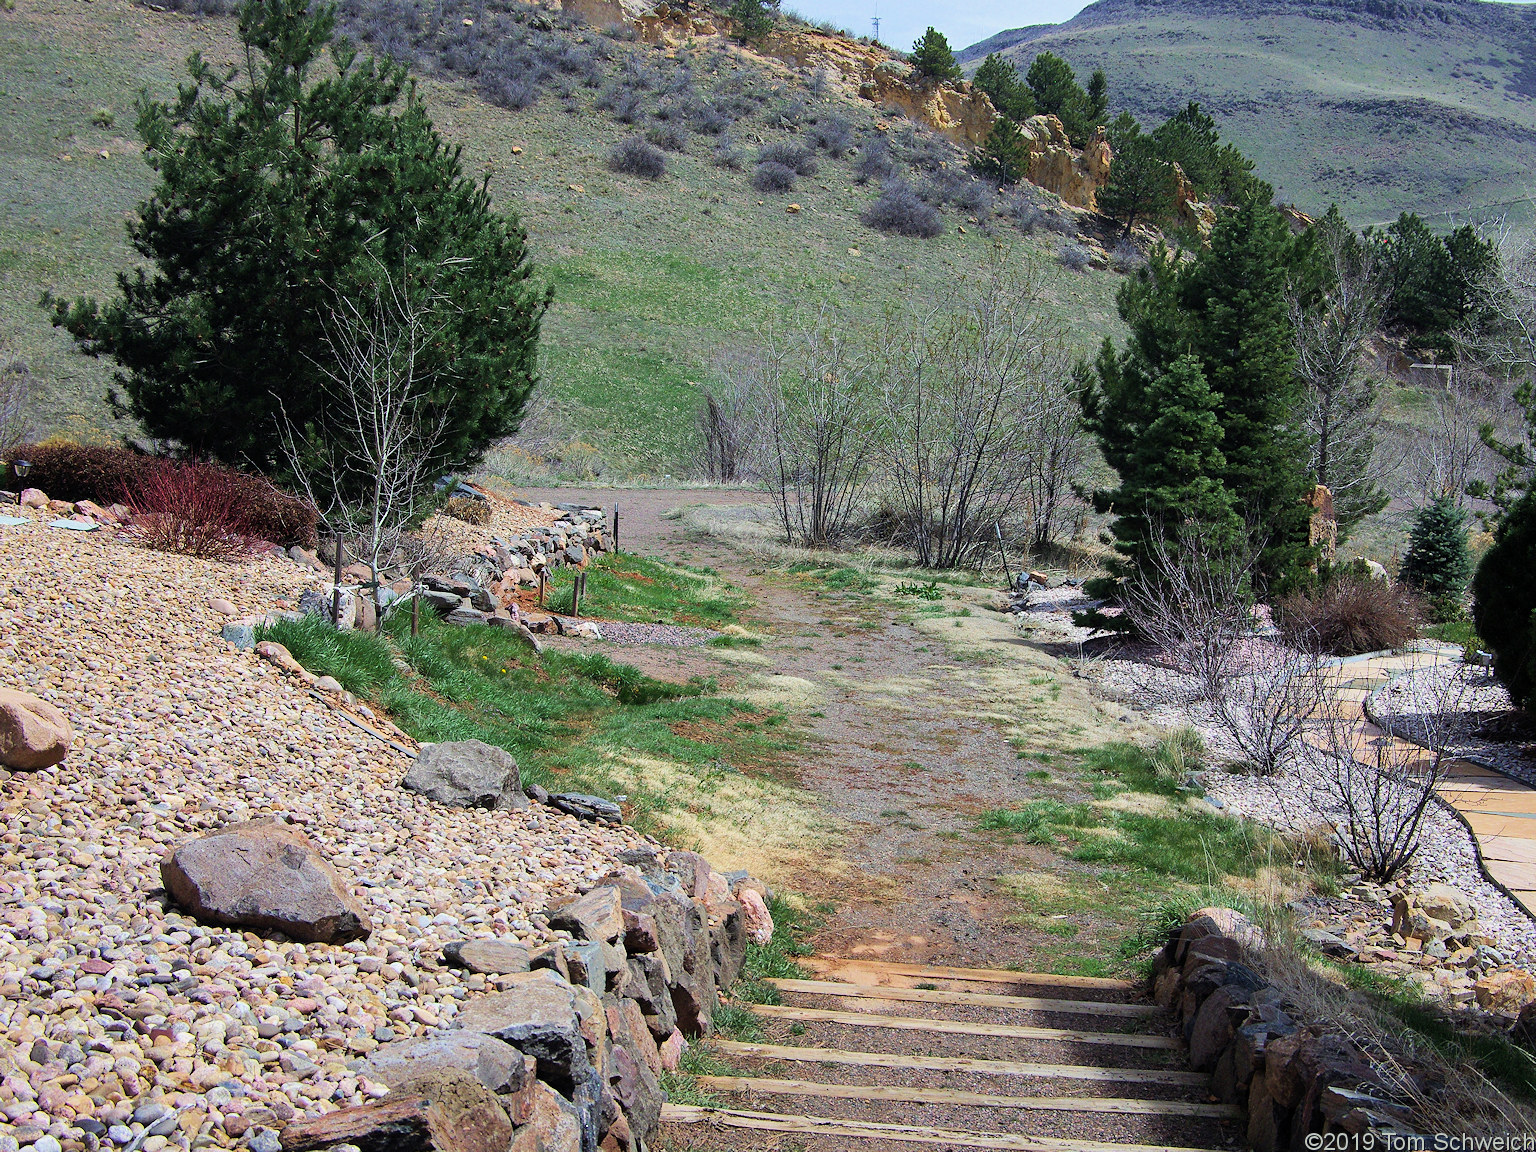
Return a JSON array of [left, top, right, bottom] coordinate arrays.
[[0, 0, 1125, 479], [960, 0, 1536, 229]]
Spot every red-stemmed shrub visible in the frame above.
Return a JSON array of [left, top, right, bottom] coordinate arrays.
[[5, 442, 317, 545], [124, 460, 260, 560]]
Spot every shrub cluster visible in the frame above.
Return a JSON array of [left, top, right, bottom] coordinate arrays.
[[124, 460, 262, 560], [5, 442, 317, 545], [751, 161, 798, 193], [862, 182, 943, 237], [1277, 575, 1421, 656], [609, 137, 666, 179], [445, 495, 492, 526], [758, 142, 818, 176]]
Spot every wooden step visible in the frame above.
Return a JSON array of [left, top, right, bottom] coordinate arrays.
[[748, 1003, 1180, 1050], [713, 1040, 1209, 1086], [807, 957, 1135, 991], [663, 1104, 1222, 1150], [697, 1076, 1242, 1119], [769, 978, 1159, 1018]]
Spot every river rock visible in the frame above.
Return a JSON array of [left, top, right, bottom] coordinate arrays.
[[161, 821, 372, 943], [362, 1032, 534, 1098], [0, 687, 72, 770]]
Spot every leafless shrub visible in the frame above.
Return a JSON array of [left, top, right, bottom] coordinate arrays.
[[871, 263, 1068, 568], [1404, 382, 1486, 506], [1057, 242, 1093, 272], [645, 122, 690, 153], [752, 161, 797, 193], [0, 332, 33, 463], [755, 315, 881, 547], [1121, 520, 1262, 703], [853, 138, 897, 184], [610, 136, 666, 179], [696, 358, 764, 483], [809, 115, 853, 157], [1019, 372, 1095, 550], [712, 137, 745, 169], [279, 256, 452, 629], [863, 182, 942, 238], [758, 141, 818, 176], [1214, 644, 1329, 777], [1289, 668, 1461, 881]]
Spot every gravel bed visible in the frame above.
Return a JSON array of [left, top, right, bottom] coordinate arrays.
[[1373, 663, 1536, 783], [1199, 768, 1536, 965], [566, 620, 719, 648], [0, 515, 651, 1150]]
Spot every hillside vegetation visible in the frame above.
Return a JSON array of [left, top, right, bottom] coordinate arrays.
[[961, 0, 1536, 228], [0, 0, 1123, 477]]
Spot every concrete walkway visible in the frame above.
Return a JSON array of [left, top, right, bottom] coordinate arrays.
[[1331, 649, 1536, 918]]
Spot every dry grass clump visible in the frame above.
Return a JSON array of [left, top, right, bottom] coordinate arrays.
[[444, 495, 492, 526], [1250, 905, 1536, 1134], [1277, 575, 1422, 656]]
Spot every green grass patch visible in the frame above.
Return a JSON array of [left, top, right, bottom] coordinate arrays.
[[892, 579, 942, 600], [256, 611, 794, 836], [1081, 729, 1206, 798], [1423, 619, 1483, 660], [543, 553, 742, 627], [787, 562, 877, 594], [979, 800, 1098, 845]]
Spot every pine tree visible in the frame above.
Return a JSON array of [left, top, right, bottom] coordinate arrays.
[[1086, 69, 1108, 123], [1083, 197, 1318, 591], [1097, 113, 1177, 237], [1472, 489, 1536, 708], [1400, 496, 1472, 620], [45, 0, 549, 480], [973, 54, 1034, 121], [909, 28, 961, 82], [971, 117, 1030, 186], [728, 0, 775, 43], [1024, 51, 1097, 144]]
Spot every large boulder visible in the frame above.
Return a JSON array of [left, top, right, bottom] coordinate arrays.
[[444, 939, 532, 975], [280, 1069, 511, 1152], [456, 970, 590, 1097], [361, 1033, 534, 1100], [510, 1082, 581, 1152], [1476, 968, 1536, 1016], [404, 740, 528, 811], [549, 887, 624, 944], [737, 886, 774, 946], [603, 998, 663, 1144], [161, 822, 371, 944], [0, 688, 71, 770]]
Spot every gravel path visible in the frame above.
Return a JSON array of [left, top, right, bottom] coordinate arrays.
[[1374, 663, 1536, 782], [561, 620, 718, 648], [0, 515, 652, 1152]]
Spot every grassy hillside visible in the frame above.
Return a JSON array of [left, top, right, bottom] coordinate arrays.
[[0, 0, 1124, 477], [961, 0, 1536, 229]]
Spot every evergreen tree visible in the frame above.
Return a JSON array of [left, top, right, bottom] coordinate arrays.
[[1472, 489, 1536, 709], [1087, 69, 1108, 123], [1024, 51, 1099, 145], [909, 28, 961, 82], [46, 0, 549, 479], [1097, 113, 1178, 237], [1372, 212, 1498, 357], [728, 0, 775, 43], [1082, 197, 1318, 590], [1400, 496, 1472, 620], [972, 53, 1035, 121], [1147, 103, 1258, 205], [971, 117, 1030, 186]]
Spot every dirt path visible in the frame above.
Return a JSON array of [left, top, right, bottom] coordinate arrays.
[[512, 487, 1123, 970]]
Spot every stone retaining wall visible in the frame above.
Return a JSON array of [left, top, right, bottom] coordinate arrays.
[[1153, 908, 1420, 1149]]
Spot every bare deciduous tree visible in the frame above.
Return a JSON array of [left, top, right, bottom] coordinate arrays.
[[873, 265, 1071, 568], [1404, 382, 1486, 508], [279, 258, 453, 629], [696, 356, 765, 483], [1289, 220, 1388, 526], [1019, 369, 1094, 551], [1461, 226, 1536, 509], [756, 315, 881, 548], [1290, 666, 1462, 882], [1213, 643, 1329, 777], [1120, 519, 1262, 704]]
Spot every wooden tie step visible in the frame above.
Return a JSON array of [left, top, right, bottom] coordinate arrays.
[[768, 977, 1159, 1017], [696, 1076, 1242, 1119], [663, 1104, 1221, 1151], [748, 1003, 1181, 1050], [713, 1040, 1208, 1086], [804, 956, 1135, 991]]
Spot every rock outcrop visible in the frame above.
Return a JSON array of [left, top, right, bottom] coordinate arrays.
[[404, 739, 529, 811], [858, 65, 997, 147], [161, 821, 373, 944]]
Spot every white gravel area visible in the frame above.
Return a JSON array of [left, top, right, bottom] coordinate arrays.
[[1200, 767, 1536, 965], [1373, 663, 1536, 783], [0, 514, 651, 1151]]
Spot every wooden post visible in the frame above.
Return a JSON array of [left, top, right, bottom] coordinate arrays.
[[331, 532, 344, 627], [573, 571, 584, 618], [994, 522, 1013, 590], [612, 504, 619, 553], [538, 569, 546, 608]]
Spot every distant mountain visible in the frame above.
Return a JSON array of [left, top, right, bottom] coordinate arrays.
[[960, 0, 1536, 226]]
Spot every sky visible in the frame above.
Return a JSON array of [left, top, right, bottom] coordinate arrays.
[[783, 0, 1091, 57]]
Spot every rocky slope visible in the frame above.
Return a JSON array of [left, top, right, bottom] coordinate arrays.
[[961, 0, 1536, 227]]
